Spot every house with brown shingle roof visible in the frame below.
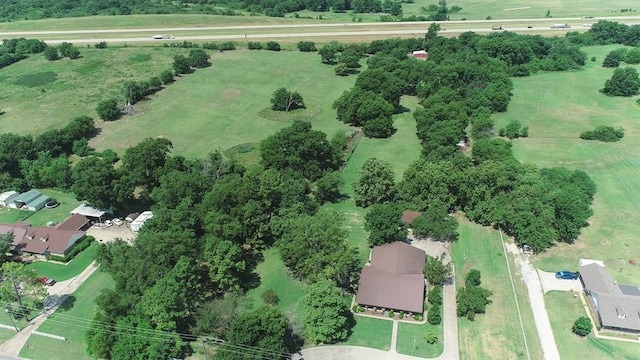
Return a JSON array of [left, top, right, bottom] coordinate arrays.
[[579, 259, 640, 334], [0, 214, 90, 258], [356, 241, 426, 314]]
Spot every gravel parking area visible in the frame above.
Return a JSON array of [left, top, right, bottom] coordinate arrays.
[[538, 269, 583, 294], [87, 223, 136, 244]]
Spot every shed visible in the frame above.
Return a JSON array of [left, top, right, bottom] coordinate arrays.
[[0, 191, 18, 207], [70, 203, 113, 221], [25, 194, 50, 211], [12, 190, 43, 209], [411, 50, 429, 60], [131, 211, 153, 232]]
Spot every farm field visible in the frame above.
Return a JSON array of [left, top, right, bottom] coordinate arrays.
[[19, 270, 115, 360], [493, 45, 640, 285], [452, 219, 544, 360], [546, 291, 639, 359]]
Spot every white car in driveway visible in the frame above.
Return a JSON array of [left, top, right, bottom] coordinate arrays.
[[104, 220, 113, 227], [113, 218, 123, 226]]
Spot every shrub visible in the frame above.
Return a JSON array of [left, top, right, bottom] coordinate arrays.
[[572, 316, 592, 336], [424, 330, 438, 344], [580, 126, 624, 142], [43, 46, 59, 61], [266, 41, 281, 51], [358, 306, 365, 312], [427, 305, 441, 325], [247, 41, 263, 50], [96, 98, 121, 121], [399, 311, 404, 319], [428, 286, 443, 306], [94, 41, 107, 49], [297, 41, 317, 52], [388, 311, 394, 317], [590, 56, 596, 62], [159, 70, 174, 84], [413, 314, 423, 321], [219, 42, 236, 51], [261, 289, 280, 305]]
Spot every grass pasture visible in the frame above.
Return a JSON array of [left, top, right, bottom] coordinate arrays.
[[0, 46, 179, 135], [452, 219, 543, 360], [546, 291, 640, 360], [90, 49, 356, 158], [493, 45, 640, 285], [19, 270, 114, 360]]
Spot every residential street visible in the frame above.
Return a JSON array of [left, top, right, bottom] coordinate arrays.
[[0, 262, 99, 357]]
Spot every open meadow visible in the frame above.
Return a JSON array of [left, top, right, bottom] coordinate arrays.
[[452, 219, 544, 360], [493, 45, 640, 285]]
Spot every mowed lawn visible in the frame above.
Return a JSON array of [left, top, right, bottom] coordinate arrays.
[[28, 242, 98, 281], [452, 219, 543, 360], [546, 291, 640, 360], [19, 270, 114, 360], [493, 45, 640, 285], [0, 46, 179, 135], [0, 189, 80, 226], [396, 321, 443, 357]]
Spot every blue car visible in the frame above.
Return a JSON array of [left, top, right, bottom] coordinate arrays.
[[556, 271, 579, 280]]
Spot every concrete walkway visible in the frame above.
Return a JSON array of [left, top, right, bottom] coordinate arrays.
[[298, 239, 459, 360], [0, 261, 99, 357]]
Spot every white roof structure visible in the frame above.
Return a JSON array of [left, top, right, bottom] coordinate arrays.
[[70, 203, 113, 219], [0, 191, 18, 206], [131, 211, 153, 232]]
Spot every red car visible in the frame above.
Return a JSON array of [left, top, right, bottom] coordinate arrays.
[[38, 277, 56, 286]]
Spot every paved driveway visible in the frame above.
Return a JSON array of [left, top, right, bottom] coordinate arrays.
[[538, 270, 583, 294]]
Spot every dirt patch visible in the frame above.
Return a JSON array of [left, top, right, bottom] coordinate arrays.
[[220, 88, 241, 100]]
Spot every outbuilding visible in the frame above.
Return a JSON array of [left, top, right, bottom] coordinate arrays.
[[411, 50, 429, 60], [130, 211, 153, 232], [12, 190, 50, 211], [0, 191, 18, 207]]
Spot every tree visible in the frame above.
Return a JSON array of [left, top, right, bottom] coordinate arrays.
[[424, 330, 438, 344], [96, 98, 121, 121], [270, 88, 305, 111], [319, 44, 339, 64], [411, 201, 458, 241], [427, 305, 441, 325], [95, 41, 108, 49], [602, 49, 625, 68], [58, 42, 80, 59], [602, 67, 640, 96], [0, 262, 47, 321], [188, 49, 210, 68], [203, 237, 255, 293], [624, 47, 640, 64], [352, 157, 397, 207], [572, 316, 592, 337], [424, 254, 452, 287], [0, 233, 13, 266], [43, 46, 59, 61], [260, 121, 336, 181], [426, 23, 441, 40], [456, 269, 492, 320], [314, 171, 343, 203], [301, 279, 351, 344], [121, 137, 173, 197], [465, 269, 482, 287], [471, 138, 515, 164], [580, 126, 624, 142], [172, 55, 192, 75], [364, 203, 405, 246], [71, 156, 120, 209], [216, 306, 292, 360], [266, 41, 281, 51]]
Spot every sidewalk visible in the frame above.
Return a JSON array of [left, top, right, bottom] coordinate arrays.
[[0, 261, 99, 357]]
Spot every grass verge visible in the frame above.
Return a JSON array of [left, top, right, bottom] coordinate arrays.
[[344, 316, 392, 350], [19, 270, 115, 360]]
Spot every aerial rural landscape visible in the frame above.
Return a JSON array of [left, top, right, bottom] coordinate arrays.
[[0, 0, 639, 359]]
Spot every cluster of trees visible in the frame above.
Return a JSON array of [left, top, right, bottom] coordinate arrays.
[[80, 118, 357, 357], [247, 41, 282, 51], [603, 48, 640, 67], [580, 126, 625, 142], [499, 119, 528, 139], [601, 67, 640, 97], [344, 34, 596, 252], [173, 49, 211, 74], [456, 269, 492, 320], [0, 38, 46, 70], [567, 21, 640, 47], [43, 42, 81, 61]]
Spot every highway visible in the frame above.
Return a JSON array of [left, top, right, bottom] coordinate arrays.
[[0, 15, 638, 44]]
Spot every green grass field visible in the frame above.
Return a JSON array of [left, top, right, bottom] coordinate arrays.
[[396, 321, 443, 357], [493, 45, 640, 285], [452, 219, 544, 360], [245, 248, 306, 315], [343, 316, 393, 350], [546, 291, 640, 360], [19, 270, 115, 360], [89, 49, 356, 158], [28, 242, 98, 281], [0, 46, 179, 135]]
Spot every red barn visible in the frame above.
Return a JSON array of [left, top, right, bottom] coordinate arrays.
[[411, 50, 429, 60]]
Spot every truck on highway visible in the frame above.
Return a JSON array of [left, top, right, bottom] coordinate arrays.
[[491, 25, 504, 30], [153, 35, 164, 39], [550, 24, 571, 29]]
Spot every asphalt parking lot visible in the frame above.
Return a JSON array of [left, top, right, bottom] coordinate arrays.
[[538, 269, 583, 293]]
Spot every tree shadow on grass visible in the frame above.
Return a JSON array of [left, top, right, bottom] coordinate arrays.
[[57, 295, 76, 312]]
